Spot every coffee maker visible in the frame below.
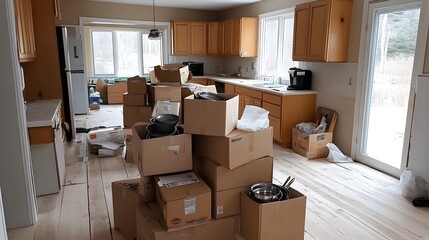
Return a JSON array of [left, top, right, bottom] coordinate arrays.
[[287, 67, 312, 90]]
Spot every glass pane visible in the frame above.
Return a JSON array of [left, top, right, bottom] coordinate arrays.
[[117, 31, 140, 77], [280, 16, 297, 79], [92, 31, 114, 75], [363, 7, 420, 168], [142, 33, 162, 74], [261, 19, 279, 76]]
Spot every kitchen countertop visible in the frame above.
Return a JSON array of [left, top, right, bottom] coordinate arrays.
[[195, 75, 317, 96], [26, 99, 61, 128]]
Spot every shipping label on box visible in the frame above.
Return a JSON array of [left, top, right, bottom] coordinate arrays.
[[193, 128, 273, 169], [132, 123, 192, 176], [155, 172, 211, 229], [184, 94, 239, 137], [240, 188, 307, 240]]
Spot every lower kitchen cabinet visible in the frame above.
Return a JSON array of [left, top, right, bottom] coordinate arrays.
[[26, 100, 66, 197], [227, 83, 316, 148]]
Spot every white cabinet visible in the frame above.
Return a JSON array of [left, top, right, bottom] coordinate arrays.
[[26, 100, 65, 196]]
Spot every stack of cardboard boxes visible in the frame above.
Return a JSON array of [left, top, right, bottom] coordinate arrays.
[[123, 76, 151, 128], [112, 65, 307, 240]]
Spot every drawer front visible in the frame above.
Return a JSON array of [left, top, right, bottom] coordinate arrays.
[[263, 93, 282, 105], [253, 99, 262, 107], [269, 116, 281, 142], [235, 86, 262, 99], [263, 102, 281, 118]]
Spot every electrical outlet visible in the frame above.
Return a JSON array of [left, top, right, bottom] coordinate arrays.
[[348, 78, 352, 86]]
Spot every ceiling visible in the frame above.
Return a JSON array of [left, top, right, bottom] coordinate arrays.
[[88, 0, 262, 11]]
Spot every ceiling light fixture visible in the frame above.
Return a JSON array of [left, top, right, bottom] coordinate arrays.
[[148, 0, 162, 40]]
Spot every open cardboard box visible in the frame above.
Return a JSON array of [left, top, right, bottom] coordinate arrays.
[[292, 107, 338, 159], [240, 187, 307, 240], [154, 65, 190, 85], [132, 122, 192, 176], [184, 94, 239, 137]]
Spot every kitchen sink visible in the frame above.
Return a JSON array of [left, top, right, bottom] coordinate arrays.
[[250, 83, 287, 89]]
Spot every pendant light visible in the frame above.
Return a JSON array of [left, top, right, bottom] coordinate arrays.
[[148, 0, 162, 40]]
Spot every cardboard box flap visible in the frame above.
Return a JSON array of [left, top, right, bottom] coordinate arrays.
[[315, 107, 337, 132], [157, 173, 211, 202], [112, 178, 139, 194]]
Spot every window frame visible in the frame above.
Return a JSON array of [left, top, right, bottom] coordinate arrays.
[[258, 8, 298, 82], [89, 26, 166, 78]]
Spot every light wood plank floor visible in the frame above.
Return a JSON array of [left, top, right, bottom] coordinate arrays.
[[7, 105, 429, 240]]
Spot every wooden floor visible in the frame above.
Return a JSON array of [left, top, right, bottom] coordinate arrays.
[[7, 105, 429, 240]]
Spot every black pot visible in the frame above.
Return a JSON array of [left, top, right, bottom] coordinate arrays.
[[152, 114, 179, 125], [146, 124, 177, 138]]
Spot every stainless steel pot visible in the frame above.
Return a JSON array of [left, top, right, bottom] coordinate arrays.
[[250, 183, 283, 201]]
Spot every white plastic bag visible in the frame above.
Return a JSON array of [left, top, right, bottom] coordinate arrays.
[[326, 143, 353, 163], [400, 169, 428, 199], [236, 105, 269, 132]]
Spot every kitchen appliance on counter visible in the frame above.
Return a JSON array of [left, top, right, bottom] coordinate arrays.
[[287, 67, 312, 90], [183, 61, 204, 76]]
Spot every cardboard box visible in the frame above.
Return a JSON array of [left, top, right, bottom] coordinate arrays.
[[87, 127, 124, 144], [193, 128, 273, 169], [195, 156, 273, 218], [123, 105, 152, 127], [127, 76, 147, 95], [112, 178, 155, 240], [107, 81, 127, 104], [139, 176, 155, 199], [184, 94, 239, 137], [132, 123, 192, 176], [292, 107, 337, 159], [123, 93, 147, 106], [89, 103, 100, 110], [240, 188, 307, 240], [136, 203, 237, 240], [292, 128, 333, 159], [108, 93, 124, 104], [194, 156, 273, 191], [154, 65, 189, 85], [148, 85, 182, 107], [155, 172, 211, 229]]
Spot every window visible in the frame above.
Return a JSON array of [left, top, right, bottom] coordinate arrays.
[[258, 9, 298, 82], [90, 28, 164, 77]]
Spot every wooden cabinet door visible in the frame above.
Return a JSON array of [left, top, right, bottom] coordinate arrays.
[[218, 22, 225, 55], [224, 20, 233, 55], [232, 19, 241, 56], [239, 95, 253, 117], [172, 21, 191, 55], [208, 22, 219, 55], [14, 0, 36, 62], [293, 3, 309, 61], [269, 116, 281, 142], [240, 17, 258, 57], [191, 22, 207, 55], [307, 0, 329, 61], [225, 83, 235, 94]]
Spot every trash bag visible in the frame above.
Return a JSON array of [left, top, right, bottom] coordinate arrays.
[[237, 105, 269, 132], [400, 169, 429, 199], [326, 143, 353, 163]]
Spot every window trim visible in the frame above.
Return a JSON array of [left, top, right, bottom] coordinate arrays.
[[79, 17, 170, 78], [258, 8, 297, 81]]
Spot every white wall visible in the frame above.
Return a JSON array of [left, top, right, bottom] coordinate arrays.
[[0, 188, 8, 240], [0, 0, 37, 229]]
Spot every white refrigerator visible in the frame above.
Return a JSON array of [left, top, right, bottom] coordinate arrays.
[[408, 75, 429, 183]]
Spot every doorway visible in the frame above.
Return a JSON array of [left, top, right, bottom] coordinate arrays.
[[356, 0, 421, 177]]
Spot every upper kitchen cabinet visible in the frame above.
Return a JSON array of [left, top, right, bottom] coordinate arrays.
[[208, 22, 224, 56], [171, 21, 207, 56], [292, 0, 353, 62], [224, 17, 258, 57], [14, 0, 37, 62]]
